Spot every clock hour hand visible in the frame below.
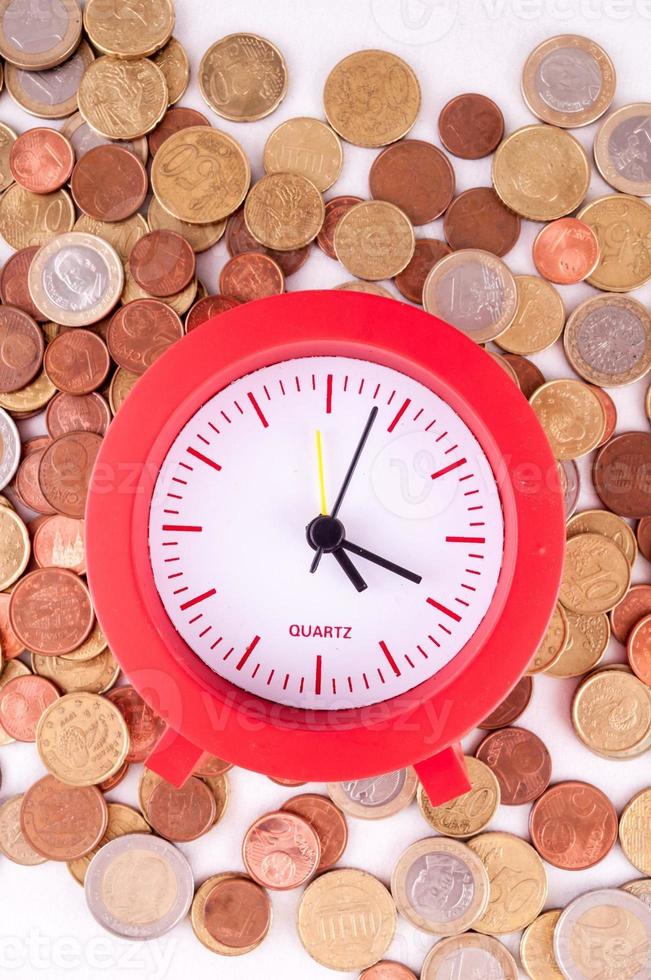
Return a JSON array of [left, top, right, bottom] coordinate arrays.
[[333, 547, 368, 593], [341, 540, 422, 585]]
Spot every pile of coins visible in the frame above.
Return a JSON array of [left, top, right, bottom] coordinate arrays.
[[0, 0, 649, 975]]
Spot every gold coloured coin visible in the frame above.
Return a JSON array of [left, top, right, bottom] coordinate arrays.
[[467, 831, 547, 935], [109, 368, 139, 415], [594, 103, 651, 197], [78, 56, 168, 139], [0, 185, 74, 250], [245, 173, 324, 251], [83, 0, 174, 59], [323, 50, 420, 148], [0, 0, 82, 70], [564, 295, 651, 387], [567, 509, 637, 565], [120, 264, 197, 316], [298, 868, 396, 970], [0, 659, 31, 747], [0, 369, 56, 414], [152, 126, 250, 224], [61, 620, 107, 663], [0, 122, 16, 193], [572, 668, 651, 756], [494, 275, 565, 355], [32, 647, 120, 695], [5, 42, 95, 120], [520, 910, 564, 980], [191, 872, 271, 955], [522, 35, 616, 128], [152, 37, 189, 105], [74, 213, 149, 263], [577, 194, 651, 292], [487, 351, 519, 387], [200, 34, 287, 122], [147, 197, 225, 253], [547, 611, 610, 678], [560, 532, 630, 614], [492, 125, 590, 220], [334, 200, 414, 281], [529, 380, 605, 460], [0, 794, 46, 866], [36, 692, 128, 786], [620, 789, 651, 876], [263, 117, 343, 192], [333, 281, 394, 298], [527, 601, 568, 674], [327, 768, 417, 819], [417, 756, 500, 838], [391, 837, 490, 935], [422, 935, 518, 980], [61, 112, 148, 165], [0, 507, 29, 590], [622, 879, 651, 906], [68, 803, 150, 886]]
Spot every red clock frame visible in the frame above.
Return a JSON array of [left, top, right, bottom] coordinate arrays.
[[86, 291, 564, 804]]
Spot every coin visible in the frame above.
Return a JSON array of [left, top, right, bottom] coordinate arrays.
[[494, 275, 565, 357], [423, 249, 518, 344], [594, 432, 651, 518], [146, 201, 222, 257], [334, 280, 394, 298], [628, 615, 651, 687], [638, 518, 651, 562], [324, 49, 420, 147], [74, 216, 147, 266], [68, 802, 150, 886], [147, 105, 209, 157], [129, 230, 195, 298], [219, 253, 284, 303], [145, 775, 216, 842], [479, 675, 533, 729], [444, 187, 520, 256], [105, 685, 164, 763], [316, 195, 362, 260], [619, 789, 651, 877], [78, 56, 168, 140], [45, 391, 110, 439], [191, 872, 271, 955], [226, 207, 309, 275], [120, 261, 196, 315], [0, 674, 58, 742], [109, 367, 139, 414], [243, 811, 320, 890], [393, 239, 451, 304], [533, 217, 600, 285], [298, 868, 396, 970], [528, 602, 568, 674], [85, 833, 193, 939], [107, 299, 183, 375], [623, 880, 651, 910], [572, 669, 651, 756], [0, 368, 55, 414], [10, 128, 74, 194], [438, 93, 504, 159], [0, 794, 46, 866], [152, 36, 189, 105], [71, 146, 147, 223], [328, 768, 417, 819], [14, 437, 54, 514], [554, 889, 651, 980], [522, 35, 616, 127], [83, 0, 174, 58], [488, 350, 520, 386], [417, 756, 499, 838], [520, 910, 564, 980], [0, 408, 20, 491], [245, 172, 324, 251], [37, 431, 102, 518], [264, 116, 343, 193], [0, 501, 29, 590], [32, 515, 85, 573], [0, 0, 82, 70], [0, 122, 16, 193], [560, 533, 630, 615], [282, 794, 348, 871], [594, 103, 651, 197], [421, 934, 518, 980], [5, 41, 94, 119], [565, 295, 651, 389], [0, 247, 45, 321], [578, 194, 651, 292], [530, 380, 605, 460], [36, 692, 128, 786], [369, 140, 454, 224], [530, 780, 618, 870], [332, 198, 412, 281], [360, 964, 417, 980], [0, 183, 75, 250], [193, 753, 232, 778], [152, 126, 250, 224], [186, 296, 239, 332], [9, 566, 92, 654], [60, 619, 106, 663], [0, 660, 30, 743], [21, 775, 108, 861], [44, 330, 110, 395], [476, 726, 552, 806], [391, 836, 489, 936], [548, 611, 609, 678], [61, 112, 147, 165], [0, 307, 44, 394], [492, 125, 590, 220], [467, 832, 547, 934], [567, 509, 636, 566], [32, 646, 119, 695], [200, 33, 287, 121]]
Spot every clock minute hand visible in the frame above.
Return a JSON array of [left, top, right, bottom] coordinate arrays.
[[341, 540, 422, 585]]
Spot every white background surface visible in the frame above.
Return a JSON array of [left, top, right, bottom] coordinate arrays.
[[1, 1, 651, 978]]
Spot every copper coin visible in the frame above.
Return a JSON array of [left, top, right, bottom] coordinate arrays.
[[147, 106, 210, 157], [0, 593, 25, 660], [282, 794, 348, 872], [186, 295, 239, 332], [533, 217, 600, 284], [129, 230, 196, 298], [0, 675, 59, 741], [99, 761, 130, 793], [199, 874, 271, 951], [145, 775, 216, 843], [70, 145, 147, 222], [20, 775, 108, 861], [15, 440, 56, 514], [44, 329, 110, 394], [33, 515, 85, 573], [588, 385, 617, 446], [0, 307, 44, 393], [627, 614, 651, 686], [38, 431, 103, 518], [0, 247, 44, 321], [502, 354, 545, 399], [478, 676, 534, 730], [394, 238, 451, 304], [9, 567, 93, 655], [369, 139, 454, 224], [107, 300, 183, 375], [638, 517, 651, 562], [444, 187, 521, 256], [9, 127, 74, 193], [594, 432, 651, 518], [530, 780, 618, 870], [193, 753, 233, 778], [317, 195, 363, 259], [438, 93, 505, 159], [226, 208, 311, 277], [243, 811, 320, 890], [360, 964, 417, 980], [476, 726, 551, 805], [106, 685, 166, 763], [45, 391, 111, 438], [611, 584, 651, 643], [268, 776, 307, 787], [219, 253, 284, 304]]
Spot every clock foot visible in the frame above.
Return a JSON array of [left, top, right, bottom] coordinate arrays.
[[145, 725, 204, 787], [414, 743, 471, 806]]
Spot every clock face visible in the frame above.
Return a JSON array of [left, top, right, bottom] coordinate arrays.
[[148, 355, 504, 710]]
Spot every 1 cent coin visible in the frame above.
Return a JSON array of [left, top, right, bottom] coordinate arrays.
[[443, 187, 520, 256], [0, 247, 44, 321], [219, 253, 284, 303], [530, 781, 618, 870], [0, 675, 59, 741], [186, 295, 239, 332], [71, 145, 147, 222], [476, 727, 552, 805], [38, 431, 103, 518], [243, 811, 320, 890], [533, 217, 600, 284], [282, 794, 348, 871], [0, 307, 44, 393], [627, 617, 651, 688], [20, 775, 108, 861], [369, 140, 454, 224], [612, 586, 651, 643], [107, 300, 183, 375], [44, 330, 110, 394], [9, 567, 93, 655], [438, 93, 504, 158], [594, 432, 651, 518], [129, 230, 195, 297], [10, 127, 74, 193]]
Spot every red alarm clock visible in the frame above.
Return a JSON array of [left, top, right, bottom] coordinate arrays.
[[86, 290, 564, 804]]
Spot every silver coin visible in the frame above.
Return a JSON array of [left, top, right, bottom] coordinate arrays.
[[594, 103, 651, 197], [0, 0, 82, 71], [564, 295, 651, 387], [554, 888, 651, 980], [558, 459, 580, 519], [535, 46, 602, 115], [5, 40, 94, 119], [85, 833, 194, 940], [0, 408, 20, 491], [60, 112, 148, 166], [328, 767, 417, 818], [341, 771, 405, 807], [422, 934, 518, 980], [623, 880, 651, 911]]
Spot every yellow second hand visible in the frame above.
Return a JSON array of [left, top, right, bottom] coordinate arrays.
[[316, 430, 327, 515]]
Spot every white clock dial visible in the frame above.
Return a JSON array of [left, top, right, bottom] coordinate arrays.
[[149, 356, 504, 709]]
